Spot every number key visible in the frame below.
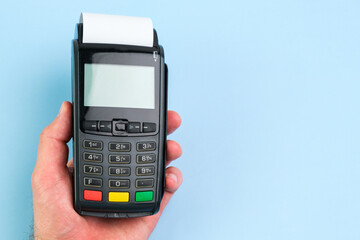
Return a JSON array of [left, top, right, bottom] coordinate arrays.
[[83, 140, 103, 150], [137, 142, 156, 151], [83, 165, 102, 175], [136, 154, 156, 164], [109, 142, 131, 152], [109, 179, 130, 189], [83, 152, 102, 162], [136, 166, 155, 176], [109, 167, 131, 176], [109, 154, 131, 164]]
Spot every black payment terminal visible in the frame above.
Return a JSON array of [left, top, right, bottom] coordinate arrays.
[[72, 13, 167, 218]]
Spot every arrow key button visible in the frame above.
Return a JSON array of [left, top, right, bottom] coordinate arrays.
[[128, 122, 141, 133]]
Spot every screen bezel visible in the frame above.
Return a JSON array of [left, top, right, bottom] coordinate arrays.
[[79, 50, 160, 126]]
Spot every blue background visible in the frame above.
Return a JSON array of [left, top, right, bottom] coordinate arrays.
[[1, 0, 360, 239]]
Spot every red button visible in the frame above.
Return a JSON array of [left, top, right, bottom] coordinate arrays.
[[84, 190, 102, 201]]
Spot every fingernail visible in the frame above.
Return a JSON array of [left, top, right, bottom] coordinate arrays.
[[166, 173, 178, 183], [58, 102, 65, 116]]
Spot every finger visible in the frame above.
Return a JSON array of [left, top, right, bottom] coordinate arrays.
[[67, 159, 73, 168], [140, 167, 183, 226], [167, 111, 181, 135], [164, 166, 183, 193], [152, 167, 182, 220], [67, 159, 74, 175], [32, 101, 73, 186], [166, 140, 182, 166]]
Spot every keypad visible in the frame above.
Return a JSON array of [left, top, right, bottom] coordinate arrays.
[[82, 138, 158, 202]]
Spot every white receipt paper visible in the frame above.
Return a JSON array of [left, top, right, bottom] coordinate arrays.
[[80, 13, 154, 47]]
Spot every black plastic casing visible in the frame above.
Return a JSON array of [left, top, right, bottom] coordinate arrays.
[[71, 24, 168, 218]]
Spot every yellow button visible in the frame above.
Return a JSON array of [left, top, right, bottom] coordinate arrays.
[[108, 192, 129, 202]]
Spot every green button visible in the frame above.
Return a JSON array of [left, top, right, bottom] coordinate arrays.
[[135, 191, 153, 202]]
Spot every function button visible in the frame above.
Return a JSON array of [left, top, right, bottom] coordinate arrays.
[[136, 179, 154, 188], [136, 154, 156, 164], [115, 123, 126, 131], [84, 190, 102, 201], [135, 191, 154, 202], [109, 167, 131, 176], [143, 123, 156, 133], [83, 140, 103, 150], [109, 179, 130, 189], [84, 177, 102, 187], [83, 165, 102, 175], [136, 166, 155, 176], [137, 142, 156, 151], [82, 121, 98, 131], [109, 192, 129, 202], [99, 121, 112, 132], [109, 154, 131, 164], [83, 152, 102, 162], [109, 142, 131, 152], [128, 122, 141, 133]]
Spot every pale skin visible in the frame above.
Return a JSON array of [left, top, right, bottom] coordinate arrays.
[[32, 101, 183, 240]]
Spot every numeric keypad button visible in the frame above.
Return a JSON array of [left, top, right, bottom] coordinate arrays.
[[109, 180, 130, 189], [83, 165, 102, 175], [109, 142, 131, 152], [136, 179, 154, 188], [136, 166, 155, 176], [109, 154, 131, 164], [84, 177, 102, 187], [137, 142, 156, 151], [136, 154, 156, 164], [83, 152, 103, 162], [109, 167, 131, 176], [83, 140, 103, 150]]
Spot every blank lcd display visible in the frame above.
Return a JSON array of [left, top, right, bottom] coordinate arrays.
[[84, 63, 155, 109]]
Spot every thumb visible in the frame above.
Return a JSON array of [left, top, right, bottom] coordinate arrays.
[[32, 101, 73, 188]]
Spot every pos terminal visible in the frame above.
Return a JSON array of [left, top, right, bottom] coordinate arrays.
[[72, 13, 167, 218]]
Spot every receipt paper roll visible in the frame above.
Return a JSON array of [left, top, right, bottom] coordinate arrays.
[[80, 13, 154, 47]]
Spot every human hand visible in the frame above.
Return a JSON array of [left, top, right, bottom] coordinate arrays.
[[32, 101, 183, 240]]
